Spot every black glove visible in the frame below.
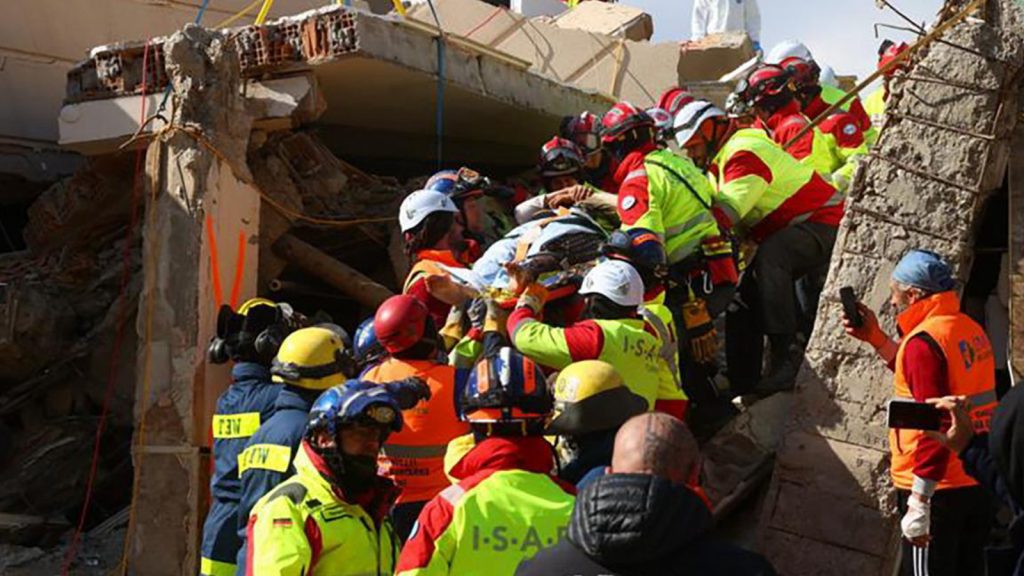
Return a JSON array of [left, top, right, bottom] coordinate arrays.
[[385, 377, 432, 409]]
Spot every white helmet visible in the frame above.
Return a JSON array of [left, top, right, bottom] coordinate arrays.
[[673, 100, 726, 148], [579, 260, 644, 308], [818, 64, 838, 88], [767, 40, 813, 65], [398, 189, 458, 233]]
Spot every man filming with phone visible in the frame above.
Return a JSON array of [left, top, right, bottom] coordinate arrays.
[[842, 249, 997, 576]]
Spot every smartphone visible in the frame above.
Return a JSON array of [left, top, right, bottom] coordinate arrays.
[[840, 286, 863, 328], [887, 399, 943, 431]]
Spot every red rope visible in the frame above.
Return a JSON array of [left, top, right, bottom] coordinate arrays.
[[61, 41, 151, 576]]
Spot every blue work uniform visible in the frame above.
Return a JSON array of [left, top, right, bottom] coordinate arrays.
[[200, 363, 282, 576], [233, 385, 319, 575]]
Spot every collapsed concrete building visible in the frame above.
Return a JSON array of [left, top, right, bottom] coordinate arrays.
[[0, 0, 1021, 574]]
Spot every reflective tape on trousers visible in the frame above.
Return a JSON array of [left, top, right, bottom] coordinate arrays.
[[200, 557, 237, 576]]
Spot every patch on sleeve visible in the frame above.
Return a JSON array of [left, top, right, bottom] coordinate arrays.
[[272, 518, 294, 527], [621, 195, 637, 210], [842, 123, 858, 136]]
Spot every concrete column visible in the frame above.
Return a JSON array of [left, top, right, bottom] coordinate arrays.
[[759, 2, 1024, 574], [129, 26, 258, 575]]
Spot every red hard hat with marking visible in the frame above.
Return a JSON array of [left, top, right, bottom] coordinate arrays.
[[779, 56, 821, 90], [600, 102, 655, 143], [740, 65, 792, 106], [879, 42, 910, 76], [657, 87, 695, 117], [374, 295, 428, 354], [560, 111, 601, 154], [539, 137, 585, 177]]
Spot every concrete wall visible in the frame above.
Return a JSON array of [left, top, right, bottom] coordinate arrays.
[[760, 2, 1024, 574]]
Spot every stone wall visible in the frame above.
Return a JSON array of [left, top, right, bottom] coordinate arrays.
[[759, 1, 1024, 574]]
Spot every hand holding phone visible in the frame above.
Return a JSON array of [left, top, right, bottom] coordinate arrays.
[[887, 399, 944, 431], [840, 287, 862, 328]]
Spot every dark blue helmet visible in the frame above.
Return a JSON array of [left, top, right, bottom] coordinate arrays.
[[462, 347, 552, 426], [306, 381, 404, 438], [353, 318, 386, 367], [601, 228, 668, 284]]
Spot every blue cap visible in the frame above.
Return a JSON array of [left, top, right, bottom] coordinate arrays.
[[892, 249, 956, 293]]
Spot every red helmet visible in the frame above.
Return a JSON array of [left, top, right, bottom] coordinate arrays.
[[560, 111, 600, 154], [600, 102, 655, 143], [739, 65, 792, 107], [779, 56, 820, 90], [879, 41, 910, 77], [539, 137, 585, 178], [657, 87, 695, 117], [374, 295, 428, 354]]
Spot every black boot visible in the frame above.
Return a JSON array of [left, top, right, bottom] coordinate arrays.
[[755, 334, 801, 396]]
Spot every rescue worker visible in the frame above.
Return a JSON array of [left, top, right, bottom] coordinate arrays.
[[674, 99, 844, 396], [245, 380, 426, 576], [545, 360, 647, 486], [559, 111, 617, 192], [425, 168, 515, 254], [513, 137, 618, 226], [691, 0, 761, 54], [362, 294, 470, 540], [234, 327, 355, 573], [508, 259, 681, 416], [843, 249, 997, 576], [201, 298, 292, 576], [353, 317, 387, 376], [600, 228, 688, 415], [599, 102, 735, 412], [400, 189, 472, 329], [517, 413, 778, 576], [396, 348, 575, 575], [864, 40, 911, 132], [737, 64, 841, 179]]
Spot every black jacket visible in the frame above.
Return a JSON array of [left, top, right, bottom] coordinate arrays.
[[516, 473, 776, 576]]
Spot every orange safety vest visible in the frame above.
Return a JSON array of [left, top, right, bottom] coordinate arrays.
[[362, 357, 469, 504], [402, 250, 466, 294], [890, 291, 998, 491]]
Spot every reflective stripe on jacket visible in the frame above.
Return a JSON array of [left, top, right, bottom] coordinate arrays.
[[709, 127, 844, 243], [246, 443, 400, 576], [890, 291, 998, 491], [201, 363, 281, 574], [362, 358, 470, 504]]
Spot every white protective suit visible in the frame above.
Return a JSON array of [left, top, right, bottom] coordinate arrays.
[[691, 0, 761, 44]]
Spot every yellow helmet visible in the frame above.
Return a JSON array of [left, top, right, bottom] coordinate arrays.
[[271, 327, 349, 390], [545, 360, 647, 436]]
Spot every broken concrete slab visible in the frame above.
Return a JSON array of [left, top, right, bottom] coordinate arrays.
[[551, 2, 653, 42], [760, 2, 1024, 573]]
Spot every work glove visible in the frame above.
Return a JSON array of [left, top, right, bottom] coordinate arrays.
[[516, 283, 549, 315], [900, 493, 931, 547], [683, 298, 718, 364], [384, 377, 432, 409]]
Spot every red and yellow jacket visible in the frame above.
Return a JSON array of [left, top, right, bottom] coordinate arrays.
[[396, 436, 576, 576], [404, 249, 469, 329]]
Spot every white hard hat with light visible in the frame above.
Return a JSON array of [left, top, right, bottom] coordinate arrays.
[[398, 189, 458, 233], [767, 40, 813, 65], [579, 260, 644, 308]]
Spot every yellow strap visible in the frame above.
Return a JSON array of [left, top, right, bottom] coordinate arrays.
[[392, 0, 407, 16], [238, 443, 292, 475], [211, 412, 261, 439], [200, 557, 237, 576], [254, 0, 276, 25]]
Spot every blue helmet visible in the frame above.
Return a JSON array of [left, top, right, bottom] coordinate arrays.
[[462, 347, 552, 426], [424, 169, 461, 196], [353, 318, 386, 367], [306, 381, 404, 438], [601, 227, 668, 284]]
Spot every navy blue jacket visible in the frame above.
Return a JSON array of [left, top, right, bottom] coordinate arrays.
[[200, 363, 281, 572], [234, 385, 319, 574]]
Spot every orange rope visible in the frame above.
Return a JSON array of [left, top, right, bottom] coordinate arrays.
[[205, 214, 224, 308]]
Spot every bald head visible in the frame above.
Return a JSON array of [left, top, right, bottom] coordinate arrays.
[[611, 413, 699, 484]]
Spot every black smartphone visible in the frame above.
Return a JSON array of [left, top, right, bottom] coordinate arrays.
[[887, 399, 943, 431], [840, 286, 863, 328]]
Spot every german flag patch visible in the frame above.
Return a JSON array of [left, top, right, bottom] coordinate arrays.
[[272, 519, 293, 527]]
